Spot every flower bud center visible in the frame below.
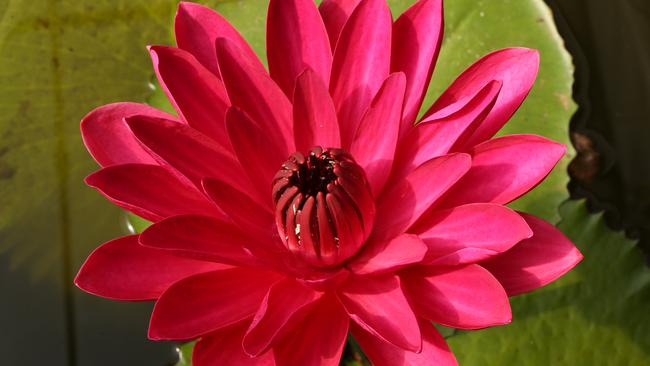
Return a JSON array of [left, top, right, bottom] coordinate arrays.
[[272, 147, 375, 268]]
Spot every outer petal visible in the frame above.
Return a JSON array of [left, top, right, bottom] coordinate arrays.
[[373, 153, 472, 240], [80, 102, 176, 167], [216, 37, 294, 152], [339, 274, 421, 352], [391, 0, 444, 130], [202, 178, 276, 243], [274, 295, 349, 366], [243, 279, 322, 356], [348, 234, 428, 275], [148, 46, 230, 146], [125, 115, 256, 199], [402, 264, 512, 330], [74, 235, 223, 301], [423, 48, 540, 149], [318, 0, 362, 50], [351, 319, 457, 366], [175, 1, 265, 77], [439, 134, 566, 207], [330, 0, 392, 147], [85, 164, 220, 222], [482, 213, 583, 296], [293, 68, 341, 152], [193, 323, 276, 366], [415, 203, 533, 266], [226, 107, 289, 199], [393, 80, 502, 180], [149, 268, 282, 340], [350, 72, 406, 196], [267, 0, 332, 96], [140, 215, 257, 265]]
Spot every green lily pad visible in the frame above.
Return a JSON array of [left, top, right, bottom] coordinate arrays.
[[447, 199, 650, 365]]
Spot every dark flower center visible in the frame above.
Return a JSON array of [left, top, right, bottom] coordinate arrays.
[[272, 147, 376, 268]]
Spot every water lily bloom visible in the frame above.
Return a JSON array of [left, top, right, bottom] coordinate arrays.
[[75, 0, 583, 365]]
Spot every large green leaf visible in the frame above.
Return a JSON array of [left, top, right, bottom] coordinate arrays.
[[447, 199, 650, 365]]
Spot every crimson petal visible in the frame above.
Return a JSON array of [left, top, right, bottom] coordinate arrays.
[[374, 153, 471, 240], [267, 0, 332, 96], [439, 134, 566, 207], [149, 268, 282, 340], [140, 215, 258, 265], [80, 102, 176, 167], [274, 295, 349, 366], [74, 235, 223, 301], [393, 80, 502, 180], [293, 68, 341, 152], [351, 319, 457, 366], [148, 46, 231, 146], [193, 322, 276, 366], [330, 0, 391, 147], [424, 47, 540, 149], [348, 234, 427, 275], [125, 115, 256, 199], [402, 264, 512, 330], [339, 274, 421, 352], [318, 0, 362, 50], [482, 213, 583, 296], [415, 203, 533, 266], [216, 37, 294, 152], [350, 72, 406, 197], [243, 279, 322, 356], [175, 1, 265, 77], [85, 164, 220, 222], [392, 0, 444, 131]]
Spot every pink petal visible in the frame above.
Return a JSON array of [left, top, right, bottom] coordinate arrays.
[[202, 178, 276, 243], [393, 80, 502, 180], [402, 264, 512, 330], [243, 279, 322, 356], [482, 213, 583, 296], [330, 0, 392, 147], [350, 72, 406, 196], [149, 268, 282, 340], [351, 319, 457, 366], [140, 215, 257, 265], [415, 203, 533, 266], [424, 48, 540, 149], [293, 68, 341, 152], [318, 0, 362, 50], [193, 323, 276, 366], [274, 295, 349, 366], [439, 134, 566, 207], [267, 0, 332, 96], [74, 235, 223, 301], [226, 107, 289, 199], [124, 115, 257, 200], [348, 234, 427, 275], [216, 37, 294, 152], [80, 102, 176, 167], [85, 164, 220, 222], [339, 274, 421, 351], [391, 0, 444, 130], [148, 46, 231, 147], [175, 1, 265, 77], [373, 153, 472, 240]]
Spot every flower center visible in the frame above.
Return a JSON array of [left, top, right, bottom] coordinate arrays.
[[272, 146, 375, 268]]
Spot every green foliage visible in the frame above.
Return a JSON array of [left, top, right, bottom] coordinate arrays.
[[448, 200, 650, 365]]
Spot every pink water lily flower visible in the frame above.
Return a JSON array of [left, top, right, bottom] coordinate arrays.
[[75, 0, 583, 365]]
